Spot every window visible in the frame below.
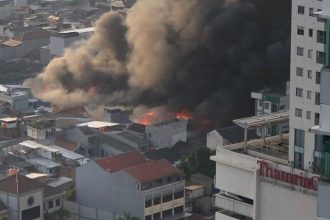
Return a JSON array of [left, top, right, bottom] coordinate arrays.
[[22, 206, 41, 220], [153, 212, 161, 220], [316, 51, 325, 64], [294, 129, 305, 169], [316, 71, 321, 84], [264, 102, 270, 110], [155, 179, 163, 184], [308, 70, 312, 79], [317, 30, 326, 43], [174, 206, 184, 215], [306, 111, 311, 119], [145, 199, 152, 208], [307, 90, 312, 99], [294, 151, 304, 169], [55, 199, 61, 207], [162, 209, 173, 218], [315, 113, 320, 125], [297, 47, 304, 56], [315, 92, 320, 105], [309, 29, 313, 37], [279, 105, 285, 110], [294, 129, 305, 148], [162, 193, 173, 203], [318, 16, 326, 23], [296, 67, 303, 76], [297, 26, 304, 35], [295, 108, 302, 117], [308, 49, 313, 58], [174, 191, 184, 199], [153, 197, 161, 205], [145, 215, 152, 220], [296, 88, 303, 97], [298, 5, 305, 14], [48, 200, 54, 209], [309, 8, 314, 16]]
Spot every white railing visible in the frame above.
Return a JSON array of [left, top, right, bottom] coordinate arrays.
[[214, 193, 253, 218]]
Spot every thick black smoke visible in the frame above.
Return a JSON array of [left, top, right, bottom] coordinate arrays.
[[25, 0, 291, 127]]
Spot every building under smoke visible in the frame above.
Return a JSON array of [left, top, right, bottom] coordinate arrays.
[[25, 0, 291, 127]]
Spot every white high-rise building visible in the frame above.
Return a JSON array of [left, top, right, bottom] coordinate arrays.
[[211, 1, 330, 220], [289, 0, 325, 171]]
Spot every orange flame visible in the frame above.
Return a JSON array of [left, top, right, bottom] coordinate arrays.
[[175, 110, 191, 120], [136, 111, 156, 125]]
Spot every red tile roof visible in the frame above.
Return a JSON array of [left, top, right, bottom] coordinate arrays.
[[96, 151, 146, 172], [126, 159, 180, 181], [0, 174, 43, 194]]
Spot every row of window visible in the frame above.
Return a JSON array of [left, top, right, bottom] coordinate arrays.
[[144, 206, 184, 220], [296, 67, 321, 84], [145, 191, 184, 208], [295, 88, 320, 104], [297, 27, 325, 44], [295, 108, 319, 125], [296, 47, 325, 64], [45, 199, 61, 210], [297, 5, 325, 22]]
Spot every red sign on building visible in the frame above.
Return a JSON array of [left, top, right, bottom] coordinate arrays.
[[258, 160, 318, 191]]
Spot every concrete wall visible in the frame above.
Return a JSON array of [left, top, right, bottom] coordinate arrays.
[[0, 4, 13, 20], [76, 161, 144, 219], [67, 128, 89, 148], [0, 191, 18, 220], [207, 131, 224, 151], [258, 180, 316, 220], [19, 190, 43, 220], [317, 182, 330, 219], [213, 149, 257, 200], [64, 201, 121, 220], [0, 38, 50, 61], [50, 36, 77, 57], [146, 120, 187, 148]]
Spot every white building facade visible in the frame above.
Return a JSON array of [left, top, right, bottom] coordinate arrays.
[[211, 1, 330, 219], [289, 0, 325, 171]]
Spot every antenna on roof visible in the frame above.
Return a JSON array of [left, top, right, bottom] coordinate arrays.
[[15, 167, 19, 193]]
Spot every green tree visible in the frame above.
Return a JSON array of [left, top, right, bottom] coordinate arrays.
[[179, 147, 215, 178]]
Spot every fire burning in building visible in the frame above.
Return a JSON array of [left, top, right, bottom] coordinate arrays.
[[135, 111, 156, 125], [24, 0, 290, 128], [175, 111, 191, 120], [134, 109, 191, 125]]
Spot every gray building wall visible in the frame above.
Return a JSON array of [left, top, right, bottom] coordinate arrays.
[[67, 128, 89, 148], [76, 161, 144, 219], [317, 181, 330, 219], [146, 120, 187, 149], [0, 38, 50, 61], [0, 191, 18, 220]]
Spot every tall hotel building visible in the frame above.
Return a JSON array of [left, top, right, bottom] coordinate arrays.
[[211, 0, 330, 220], [289, 0, 325, 173]]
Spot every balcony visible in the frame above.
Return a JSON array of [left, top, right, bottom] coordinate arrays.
[[213, 193, 253, 218]]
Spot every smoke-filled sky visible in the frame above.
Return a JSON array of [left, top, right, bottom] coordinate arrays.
[[25, 0, 291, 127]]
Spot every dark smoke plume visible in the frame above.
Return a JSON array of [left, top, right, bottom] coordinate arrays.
[[25, 0, 290, 127]]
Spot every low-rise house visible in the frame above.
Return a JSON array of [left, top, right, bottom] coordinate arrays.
[[66, 126, 98, 156], [26, 118, 56, 144], [4, 140, 87, 176], [103, 107, 131, 124], [76, 151, 186, 220], [0, 28, 50, 61], [206, 125, 257, 151], [145, 119, 188, 149], [0, 174, 64, 220]]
